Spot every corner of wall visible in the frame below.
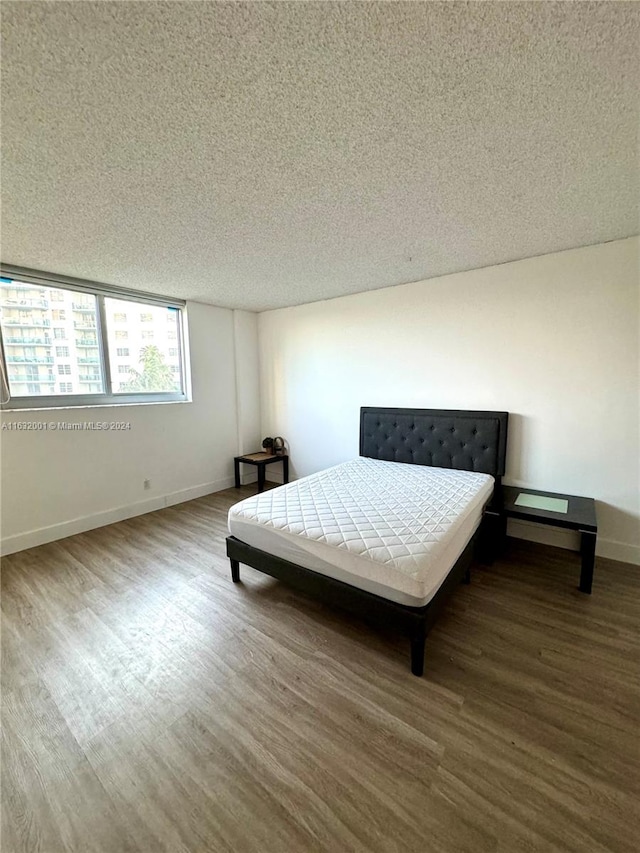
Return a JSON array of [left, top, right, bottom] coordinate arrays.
[[233, 309, 261, 457]]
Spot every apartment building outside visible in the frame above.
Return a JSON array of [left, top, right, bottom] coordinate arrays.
[[0, 279, 181, 399]]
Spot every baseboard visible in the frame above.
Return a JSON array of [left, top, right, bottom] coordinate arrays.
[[507, 519, 639, 566], [5, 480, 637, 566], [0, 476, 236, 556], [595, 538, 640, 565], [265, 472, 285, 485]]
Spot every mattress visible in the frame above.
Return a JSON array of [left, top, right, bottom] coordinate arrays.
[[228, 458, 494, 607]]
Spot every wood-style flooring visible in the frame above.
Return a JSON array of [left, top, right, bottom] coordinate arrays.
[[2, 485, 639, 853]]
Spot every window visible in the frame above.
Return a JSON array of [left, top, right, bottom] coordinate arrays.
[[0, 267, 188, 409], [104, 297, 183, 393]]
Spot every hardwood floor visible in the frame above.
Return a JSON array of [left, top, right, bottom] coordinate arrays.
[[2, 485, 639, 852]]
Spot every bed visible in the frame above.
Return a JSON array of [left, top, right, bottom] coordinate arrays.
[[226, 407, 509, 676]]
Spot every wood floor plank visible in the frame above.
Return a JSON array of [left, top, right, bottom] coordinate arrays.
[[2, 484, 639, 852]]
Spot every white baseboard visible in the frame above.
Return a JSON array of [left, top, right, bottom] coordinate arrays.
[[592, 538, 640, 565], [265, 473, 284, 485], [508, 519, 640, 566], [4, 481, 638, 567], [0, 476, 236, 556]]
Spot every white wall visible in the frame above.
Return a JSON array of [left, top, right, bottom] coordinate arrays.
[[233, 310, 261, 458], [0, 301, 260, 554], [259, 238, 640, 565]]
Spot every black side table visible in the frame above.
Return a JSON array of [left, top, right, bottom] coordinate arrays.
[[234, 452, 289, 493], [499, 485, 598, 594]]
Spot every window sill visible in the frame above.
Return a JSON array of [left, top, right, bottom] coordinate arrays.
[[1, 398, 192, 413]]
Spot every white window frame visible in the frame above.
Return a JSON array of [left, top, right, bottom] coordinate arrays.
[[0, 265, 189, 410]]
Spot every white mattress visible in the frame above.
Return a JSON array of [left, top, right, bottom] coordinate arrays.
[[228, 458, 494, 607]]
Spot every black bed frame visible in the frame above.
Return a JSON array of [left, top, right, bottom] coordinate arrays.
[[226, 407, 509, 676]]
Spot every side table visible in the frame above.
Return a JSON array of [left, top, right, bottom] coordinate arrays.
[[499, 485, 598, 594], [234, 452, 289, 494]]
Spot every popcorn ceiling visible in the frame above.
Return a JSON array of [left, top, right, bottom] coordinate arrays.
[[2, 2, 638, 311]]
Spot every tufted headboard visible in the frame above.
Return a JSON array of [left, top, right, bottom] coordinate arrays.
[[360, 407, 509, 478]]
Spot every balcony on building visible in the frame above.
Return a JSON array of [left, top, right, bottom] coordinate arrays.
[[2, 318, 51, 327], [1, 297, 50, 308], [4, 336, 52, 345], [6, 355, 54, 364], [7, 374, 55, 383], [3, 282, 43, 291]]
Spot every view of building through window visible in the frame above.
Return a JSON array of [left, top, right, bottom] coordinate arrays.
[[104, 297, 181, 393], [0, 279, 183, 399], [0, 281, 103, 396]]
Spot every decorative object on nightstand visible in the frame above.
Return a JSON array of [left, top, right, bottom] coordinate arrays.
[[499, 485, 598, 594], [273, 436, 286, 455], [234, 450, 289, 493], [262, 437, 274, 455]]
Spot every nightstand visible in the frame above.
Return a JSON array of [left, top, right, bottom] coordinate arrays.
[[234, 452, 289, 493], [499, 485, 598, 594]]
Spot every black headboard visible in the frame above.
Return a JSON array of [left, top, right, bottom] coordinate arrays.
[[360, 407, 508, 477]]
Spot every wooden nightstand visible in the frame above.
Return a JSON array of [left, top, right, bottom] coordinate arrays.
[[234, 452, 289, 493]]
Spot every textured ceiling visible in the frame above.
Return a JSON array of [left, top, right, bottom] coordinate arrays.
[[2, 2, 638, 312]]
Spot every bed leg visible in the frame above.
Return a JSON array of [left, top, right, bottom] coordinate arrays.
[[478, 510, 506, 565], [230, 559, 240, 583], [410, 628, 426, 677]]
